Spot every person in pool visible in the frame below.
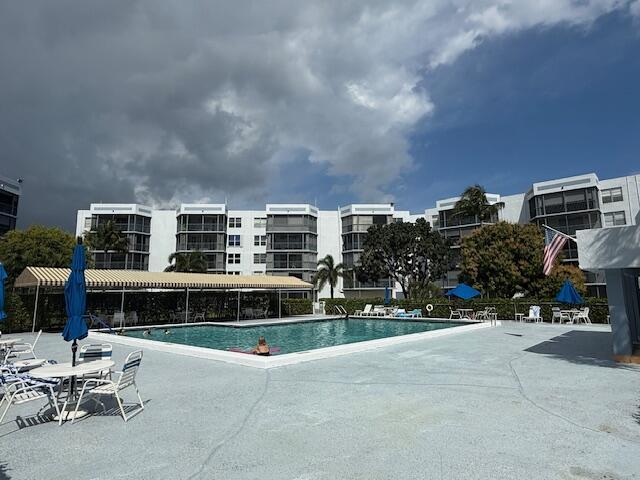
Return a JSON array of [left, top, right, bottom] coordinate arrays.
[[252, 336, 270, 356], [164, 329, 170, 335], [143, 329, 152, 336]]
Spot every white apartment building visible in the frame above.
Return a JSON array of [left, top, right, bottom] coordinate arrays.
[[76, 172, 640, 299]]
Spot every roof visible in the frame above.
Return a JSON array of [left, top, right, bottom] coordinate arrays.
[[14, 267, 313, 290]]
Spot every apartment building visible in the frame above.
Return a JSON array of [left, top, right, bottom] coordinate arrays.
[[76, 172, 640, 299], [0, 175, 21, 236]]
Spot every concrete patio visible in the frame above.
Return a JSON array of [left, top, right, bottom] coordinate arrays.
[[2, 321, 639, 480]]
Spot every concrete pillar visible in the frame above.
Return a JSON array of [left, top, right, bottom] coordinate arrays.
[[605, 269, 638, 358]]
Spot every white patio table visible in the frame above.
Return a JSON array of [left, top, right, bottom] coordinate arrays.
[[29, 359, 115, 425]]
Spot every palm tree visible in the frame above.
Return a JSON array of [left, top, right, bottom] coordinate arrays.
[[313, 254, 346, 299], [165, 251, 208, 273], [452, 184, 505, 223], [84, 220, 129, 264]]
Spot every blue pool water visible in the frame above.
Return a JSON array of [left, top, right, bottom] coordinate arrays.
[[125, 318, 463, 354]]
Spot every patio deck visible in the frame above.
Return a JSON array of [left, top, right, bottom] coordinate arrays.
[[2, 321, 639, 479]]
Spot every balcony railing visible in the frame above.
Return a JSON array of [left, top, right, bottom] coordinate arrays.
[[268, 242, 317, 251], [177, 243, 224, 251]]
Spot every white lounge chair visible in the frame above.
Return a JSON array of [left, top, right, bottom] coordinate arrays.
[[371, 306, 386, 317], [72, 350, 144, 423], [0, 370, 60, 423], [551, 307, 570, 324], [5, 330, 42, 362], [524, 306, 543, 323], [354, 304, 373, 316], [449, 308, 462, 320]]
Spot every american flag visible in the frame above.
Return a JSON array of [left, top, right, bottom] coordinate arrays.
[[543, 226, 568, 275]]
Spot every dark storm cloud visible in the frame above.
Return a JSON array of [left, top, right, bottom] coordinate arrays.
[[0, 0, 633, 229]]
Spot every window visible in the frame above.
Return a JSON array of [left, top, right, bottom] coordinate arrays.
[[254, 235, 267, 246], [253, 253, 266, 264], [604, 211, 626, 227], [226, 271, 240, 275], [228, 217, 242, 228], [254, 217, 267, 228], [228, 234, 241, 247], [84, 217, 92, 230], [602, 187, 623, 204], [227, 253, 241, 264]]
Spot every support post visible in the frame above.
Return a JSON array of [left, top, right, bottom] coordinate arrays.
[[32, 283, 40, 333], [185, 288, 190, 323], [236, 290, 240, 322], [278, 290, 282, 319], [120, 287, 126, 329]]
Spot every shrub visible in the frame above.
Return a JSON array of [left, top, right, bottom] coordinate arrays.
[[282, 298, 313, 316], [2, 292, 31, 333], [321, 296, 610, 323]]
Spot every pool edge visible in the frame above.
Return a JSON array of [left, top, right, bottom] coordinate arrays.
[[88, 320, 498, 369]]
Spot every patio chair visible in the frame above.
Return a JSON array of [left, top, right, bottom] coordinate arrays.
[[354, 304, 373, 316], [449, 308, 462, 320], [475, 307, 489, 321], [5, 330, 42, 361], [573, 307, 591, 324], [551, 307, 571, 324], [398, 309, 422, 318], [371, 306, 387, 317], [72, 350, 144, 423], [523, 306, 543, 323], [79, 343, 113, 380], [127, 311, 138, 326], [192, 312, 206, 322], [0, 372, 60, 423]]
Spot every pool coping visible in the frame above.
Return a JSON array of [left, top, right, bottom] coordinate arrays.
[[88, 318, 497, 369]]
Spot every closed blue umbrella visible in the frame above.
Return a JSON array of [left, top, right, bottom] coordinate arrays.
[[445, 283, 481, 300], [556, 279, 583, 305], [0, 263, 7, 321], [384, 286, 391, 305], [62, 241, 88, 366]]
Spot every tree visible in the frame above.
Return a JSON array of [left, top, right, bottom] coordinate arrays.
[[530, 264, 586, 298], [313, 254, 346, 299], [359, 218, 449, 299], [165, 251, 208, 273], [453, 184, 504, 223], [0, 225, 78, 281], [459, 222, 544, 298], [84, 220, 129, 256]]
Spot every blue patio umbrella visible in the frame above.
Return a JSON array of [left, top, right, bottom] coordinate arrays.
[[445, 283, 481, 300], [556, 279, 583, 305], [62, 240, 89, 366], [384, 286, 391, 305], [0, 263, 7, 321]]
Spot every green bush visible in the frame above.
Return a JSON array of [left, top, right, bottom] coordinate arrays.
[[282, 298, 313, 316], [2, 292, 31, 333], [322, 297, 610, 323]]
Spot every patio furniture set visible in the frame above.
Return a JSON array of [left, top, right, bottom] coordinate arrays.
[[351, 304, 497, 322], [515, 306, 592, 324], [1, 331, 144, 426]]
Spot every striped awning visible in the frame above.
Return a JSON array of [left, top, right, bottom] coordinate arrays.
[[14, 267, 313, 290]]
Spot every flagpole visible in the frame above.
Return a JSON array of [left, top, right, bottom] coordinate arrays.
[[542, 224, 577, 243]]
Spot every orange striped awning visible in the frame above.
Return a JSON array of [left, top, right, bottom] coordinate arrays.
[[14, 267, 313, 290]]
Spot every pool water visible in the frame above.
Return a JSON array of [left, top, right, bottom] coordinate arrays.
[[125, 318, 462, 354]]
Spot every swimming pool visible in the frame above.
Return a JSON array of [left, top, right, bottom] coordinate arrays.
[[124, 318, 464, 355]]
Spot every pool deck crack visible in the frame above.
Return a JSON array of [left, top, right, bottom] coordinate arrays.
[[187, 370, 270, 480]]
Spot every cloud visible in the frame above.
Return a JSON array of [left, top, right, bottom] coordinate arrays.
[[0, 0, 634, 229]]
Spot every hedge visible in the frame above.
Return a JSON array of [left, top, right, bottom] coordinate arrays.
[[321, 297, 610, 323], [282, 299, 313, 316]]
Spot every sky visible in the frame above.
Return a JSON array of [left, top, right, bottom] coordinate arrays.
[[1, 0, 639, 231]]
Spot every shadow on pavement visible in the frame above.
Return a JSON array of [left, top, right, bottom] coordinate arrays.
[[0, 462, 10, 480], [524, 330, 636, 369]]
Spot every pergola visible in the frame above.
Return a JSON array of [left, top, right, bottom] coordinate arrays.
[[14, 267, 313, 332]]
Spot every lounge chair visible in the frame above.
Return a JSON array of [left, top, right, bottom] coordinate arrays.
[[371, 306, 387, 317], [551, 307, 570, 324], [397, 309, 422, 318], [72, 350, 144, 423], [354, 304, 373, 317], [524, 306, 543, 323], [5, 330, 42, 362], [0, 370, 60, 423], [449, 308, 462, 320]]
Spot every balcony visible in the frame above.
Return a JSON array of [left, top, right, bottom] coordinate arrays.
[[177, 242, 224, 251]]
